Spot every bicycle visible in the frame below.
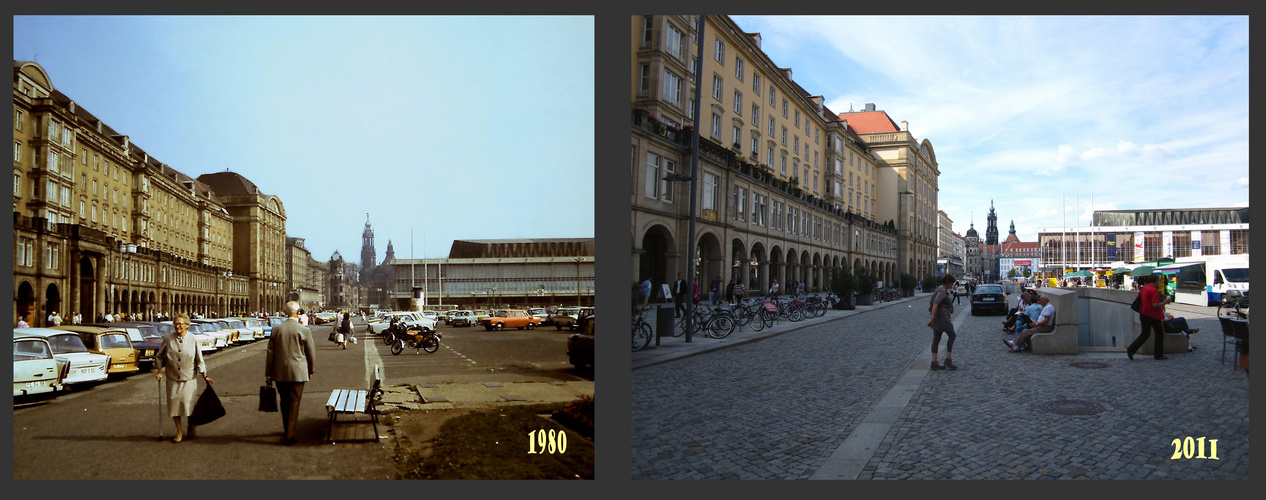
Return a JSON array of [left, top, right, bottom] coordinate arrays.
[[675, 303, 736, 338], [632, 308, 653, 351], [735, 298, 774, 331]]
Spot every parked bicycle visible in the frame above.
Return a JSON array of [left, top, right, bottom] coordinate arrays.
[[674, 303, 736, 339], [632, 307, 653, 351]]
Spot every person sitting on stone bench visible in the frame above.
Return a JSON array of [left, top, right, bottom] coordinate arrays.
[[1003, 292, 1043, 334], [1004, 294, 1053, 352], [1162, 312, 1200, 351]]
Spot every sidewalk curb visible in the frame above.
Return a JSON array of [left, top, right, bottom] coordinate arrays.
[[633, 293, 931, 370]]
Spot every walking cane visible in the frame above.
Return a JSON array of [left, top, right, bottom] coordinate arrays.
[[157, 376, 163, 441]]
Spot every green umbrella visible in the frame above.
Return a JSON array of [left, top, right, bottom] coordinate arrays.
[[1128, 266, 1154, 277], [1065, 270, 1092, 277]]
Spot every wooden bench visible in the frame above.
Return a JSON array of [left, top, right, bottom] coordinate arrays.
[[324, 365, 383, 443]]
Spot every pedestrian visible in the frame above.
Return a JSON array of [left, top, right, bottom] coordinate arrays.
[[711, 275, 722, 305], [673, 273, 686, 318], [1127, 274, 1173, 361], [769, 278, 780, 299], [733, 279, 746, 305], [72, 312, 82, 325], [297, 308, 309, 326], [17, 312, 31, 329], [639, 277, 652, 309], [952, 282, 962, 304], [266, 301, 316, 445], [50, 311, 62, 326], [693, 273, 702, 304], [927, 274, 958, 370], [338, 310, 352, 349], [154, 313, 213, 443], [105, 312, 114, 322]]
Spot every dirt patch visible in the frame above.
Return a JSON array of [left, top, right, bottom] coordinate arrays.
[[386, 408, 477, 465]]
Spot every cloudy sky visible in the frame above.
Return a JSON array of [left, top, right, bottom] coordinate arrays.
[[14, 15, 595, 262], [731, 15, 1248, 241]]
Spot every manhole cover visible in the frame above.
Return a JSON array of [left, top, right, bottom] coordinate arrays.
[[1069, 361, 1110, 369], [1040, 399, 1105, 415]]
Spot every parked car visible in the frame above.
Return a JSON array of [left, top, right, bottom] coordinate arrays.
[[366, 311, 435, 334], [473, 310, 492, 323], [54, 325, 141, 376], [183, 320, 230, 349], [527, 308, 548, 320], [970, 284, 1009, 315], [223, 318, 259, 342], [566, 312, 594, 369], [479, 309, 542, 331], [16, 328, 110, 386], [313, 312, 339, 325], [86, 322, 163, 371], [550, 307, 590, 331], [265, 316, 287, 337], [14, 332, 66, 397], [420, 310, 439, 322], [447, 310, 476, 327]]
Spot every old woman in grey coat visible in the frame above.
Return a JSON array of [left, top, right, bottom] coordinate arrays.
[[155, 313, 212, 442]]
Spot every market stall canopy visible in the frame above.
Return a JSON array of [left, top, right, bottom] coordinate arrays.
[[1128, 266, 1155, 277], [1064, 270, 1093, 277]]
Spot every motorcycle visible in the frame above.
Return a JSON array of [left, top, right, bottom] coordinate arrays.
[[391, 326, 441, 355]]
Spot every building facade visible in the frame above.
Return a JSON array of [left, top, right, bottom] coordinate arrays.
[[1037, 207, 1249, 274], [14, 60, 253, 324], [631, 15, 941, 296], [387, 238, 595, 309], [998, 221, 1041, 278]]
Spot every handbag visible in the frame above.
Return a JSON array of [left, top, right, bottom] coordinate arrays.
[[329, 330, 338, 342], [1130, 294, 1141, 313], [189, 384, 226, 426], [259, 383, 278, 412]]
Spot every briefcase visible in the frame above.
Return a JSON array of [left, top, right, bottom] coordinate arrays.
[[259, 383, 278, 412]]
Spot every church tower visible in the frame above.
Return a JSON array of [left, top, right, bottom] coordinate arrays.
[[360, 213, 375, 283], [985, 200, 999, 246], [384, 240, 396, 264]]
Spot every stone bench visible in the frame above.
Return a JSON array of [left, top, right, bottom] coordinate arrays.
[[1028, 290, 1079, 355]]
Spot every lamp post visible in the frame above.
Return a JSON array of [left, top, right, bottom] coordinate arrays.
[[575, 257, 583, 307]]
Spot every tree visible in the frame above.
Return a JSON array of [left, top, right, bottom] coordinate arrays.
[[855, 267, 878, 296], [1022, 268, 1032, 278], [1008, 269, 1017, 278], [829, 268, 857, 308]]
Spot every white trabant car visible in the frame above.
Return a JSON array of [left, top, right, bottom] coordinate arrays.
[[223, 318, 259, 342], [448, 310, 477, 327], [15, 328, 109, 386], [163, 322, 220, 352], [367, 311, 436, 334], [14, 332, 66, 397], [190, 319, 234, 347]]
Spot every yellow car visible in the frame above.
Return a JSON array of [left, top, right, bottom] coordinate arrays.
[[53, 325, 140, 376]]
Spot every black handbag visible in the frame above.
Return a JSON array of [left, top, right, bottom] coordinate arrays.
[[1130, 294, 1142, 313], [189, 384, 226, 426], [259, 383, 278, 412]]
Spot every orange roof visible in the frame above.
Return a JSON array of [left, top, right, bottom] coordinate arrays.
[[837, 110, 900, 134]]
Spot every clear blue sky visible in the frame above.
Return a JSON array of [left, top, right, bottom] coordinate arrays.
[[14, 15, 595, 262], [731, 15, 1249, 241]]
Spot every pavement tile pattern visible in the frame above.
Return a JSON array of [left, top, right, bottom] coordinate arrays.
[[630, 294, 1250, 480]]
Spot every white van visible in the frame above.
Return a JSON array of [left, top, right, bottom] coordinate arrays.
[[1166, 255, 1249, 306]]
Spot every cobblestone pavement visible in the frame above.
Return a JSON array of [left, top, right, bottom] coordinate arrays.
[[630, 294, 1250, 480]]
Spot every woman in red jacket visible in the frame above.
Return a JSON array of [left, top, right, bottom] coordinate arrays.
[[1127, 274, 1174, 360]]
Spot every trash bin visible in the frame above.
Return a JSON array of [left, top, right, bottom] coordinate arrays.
[[656, 305, 675, 344]]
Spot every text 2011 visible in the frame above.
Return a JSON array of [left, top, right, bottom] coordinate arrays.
[[1170, 437, 1219, 460], [528, 429, 567, 454]]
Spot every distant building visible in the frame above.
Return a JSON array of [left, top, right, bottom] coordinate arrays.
[[1037, 207, 1249, 274], [388, 238, 594, 309], [999, 221, 1041, 279]]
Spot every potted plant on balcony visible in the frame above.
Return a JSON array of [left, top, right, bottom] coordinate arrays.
[[830, 268, 856, 310], [900, 273, 917, 298], [854, 267, 877, 306]]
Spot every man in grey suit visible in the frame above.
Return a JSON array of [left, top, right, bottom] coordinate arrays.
[[267, 301, 317, 445]]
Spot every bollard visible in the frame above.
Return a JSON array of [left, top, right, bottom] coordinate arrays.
[[656, 305, 675, 346]]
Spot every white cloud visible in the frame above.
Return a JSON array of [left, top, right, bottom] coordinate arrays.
[[1232, 177, 1249, 189]]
